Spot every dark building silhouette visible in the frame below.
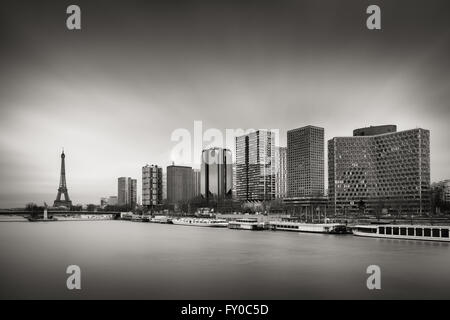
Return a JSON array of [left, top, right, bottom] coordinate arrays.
[[353, 125, 397, 136], [193, 169, 201, 198], [167, 165, 194, 204], [200, 148, 233, 202], [431, 180, 450, 215]]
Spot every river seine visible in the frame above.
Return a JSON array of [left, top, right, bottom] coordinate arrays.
[[0, 221, 449, 299]]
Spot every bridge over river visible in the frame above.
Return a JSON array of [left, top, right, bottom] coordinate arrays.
[[0, 210, 121, 217]]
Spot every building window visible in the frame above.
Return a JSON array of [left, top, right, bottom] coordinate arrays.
[[432, 229, 440, 238], [416, 228, 423, 236]]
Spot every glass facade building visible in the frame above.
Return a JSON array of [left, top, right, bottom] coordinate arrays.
[[117, 177, 137, 208], [275, 146, 287, 198], [287, 126, 324, 198], [192, 169, 201, 198], [162, 172, 167, 200], [328, 127, 430, 215], [200, 148, 233, 201], [167, 165, 194, 204], [235, 130, 275, 201]]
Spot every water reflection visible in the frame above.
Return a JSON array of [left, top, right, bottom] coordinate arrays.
[[0, 221, 449, 299]]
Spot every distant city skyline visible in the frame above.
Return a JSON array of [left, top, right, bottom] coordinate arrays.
[[1, 0, 450, 207]]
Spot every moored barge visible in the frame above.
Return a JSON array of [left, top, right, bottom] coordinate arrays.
[[352, 224, 450, 242]]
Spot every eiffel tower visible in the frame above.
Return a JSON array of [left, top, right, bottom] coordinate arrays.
[[53, 149, 72, 208]]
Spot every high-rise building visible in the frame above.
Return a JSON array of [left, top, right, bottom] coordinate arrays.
[[192, 169, 201, 198], [167, 165, 194, 204], [328, 126, 430, 215], [283, 126, 326, 217], [232, 163, 237, 199], [131, 179, 137, 207], [117, 177, 137, 208], [142, 164, 163, 207], [235, 130, 275, 202], [275, 146, 287, 198], [287, 126, 324, 198], [117, 177, 129, 206], [162, 171, 167, 200], [200, 148, 233, 202]]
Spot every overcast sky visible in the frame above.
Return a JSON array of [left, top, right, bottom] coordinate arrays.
[[1, 0, 449, 207]]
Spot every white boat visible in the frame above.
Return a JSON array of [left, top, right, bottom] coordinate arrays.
[[228, 218, 265, 230], [171, 217, 228, 227], [352, 224, 450, 242], [269, 221, 348, 234], [150, 215, 172, 224]]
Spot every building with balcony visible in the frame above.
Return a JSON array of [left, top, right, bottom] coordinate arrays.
[[142, 164, 163, 207]]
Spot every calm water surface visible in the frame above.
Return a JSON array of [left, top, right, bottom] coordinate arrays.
[[0, 221, 449, 299]]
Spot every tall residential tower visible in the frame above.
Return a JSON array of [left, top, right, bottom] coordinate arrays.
[[235, 130, 275, 202], [118, 177, 137, 208], [142, 164, 163, 207], [287, 126, 325, 198], [274, 146, 287, 199], [167, 165, 194, 204]]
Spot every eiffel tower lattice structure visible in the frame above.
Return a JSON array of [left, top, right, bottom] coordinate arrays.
[[53, 149, 72, 208]]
